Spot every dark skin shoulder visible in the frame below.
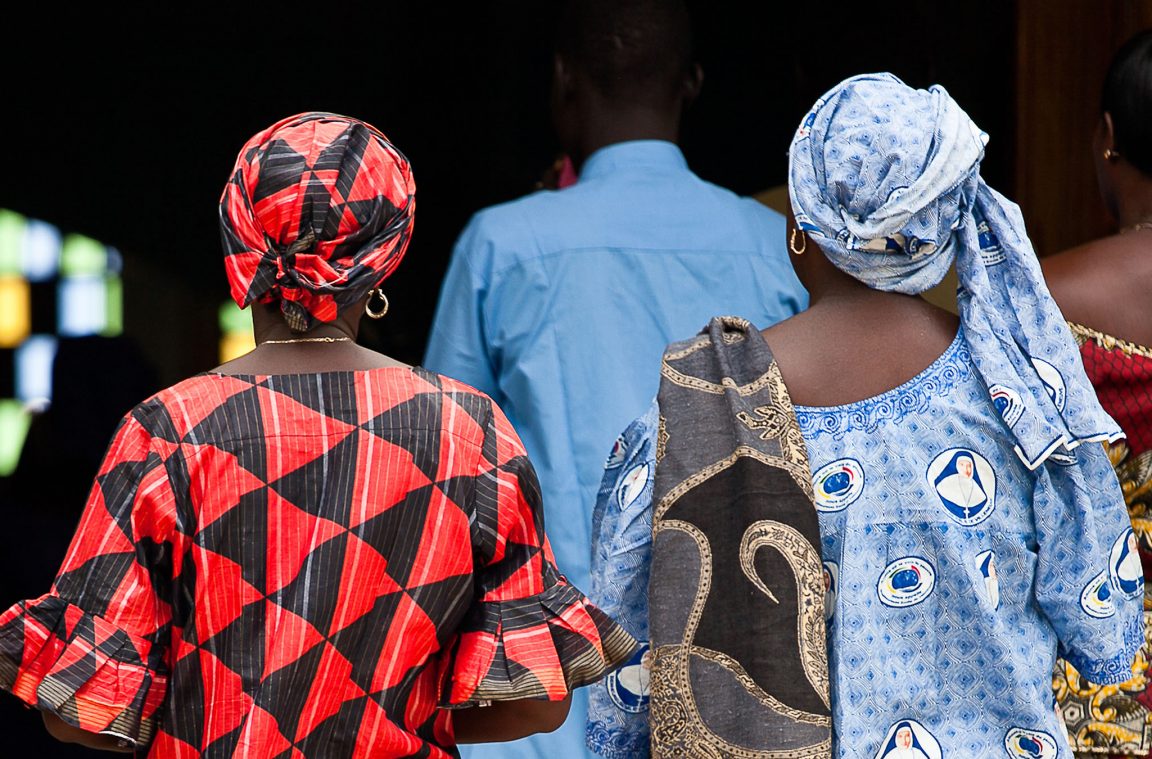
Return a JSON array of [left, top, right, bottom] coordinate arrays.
[[1041, 233, 1152, 349], [762, 291, 959, 408]]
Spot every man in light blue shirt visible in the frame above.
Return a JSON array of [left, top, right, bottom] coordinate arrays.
[[424, 1, 806, 756]]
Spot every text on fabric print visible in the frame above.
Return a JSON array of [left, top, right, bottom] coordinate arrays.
[[1029, 357, 1067, 412], [926, 448, 997, 526], [823, 560, 838, 622], [1046, 448, 1078, 467], [873, 718, 943, 759], [989, 384, 1024, 428], [1004, 727, 1059, 758], [975, 549, 1000, 610], [605, 642, 651, 714], [605, 434, 628, 468], [1110, 528, 1144, 599], [1079, 570, 1116, 619], [877, 557, 936, 608], [812, 458, 865, 512], [618, 463, 650, 510]]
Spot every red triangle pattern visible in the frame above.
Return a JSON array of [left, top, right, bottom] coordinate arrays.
[[0, 369, 609, 758], [265, 490, 347, 595]]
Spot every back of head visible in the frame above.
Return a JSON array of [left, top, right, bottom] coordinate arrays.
[[788, 73, 1123, 472], [1103, 29, 1152, 177], [219, 112, 416, 332], [788, 73, 989, 295], [555, 0, 694, 105]]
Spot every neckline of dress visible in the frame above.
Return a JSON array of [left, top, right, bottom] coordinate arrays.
[[197, 364, 421, 381], [790, 328, 966, 415]]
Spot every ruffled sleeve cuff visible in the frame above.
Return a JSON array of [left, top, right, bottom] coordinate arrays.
[[0, 594, 167, 748], [442, 572, 639, 707], [1061, 608, 1147, 686]]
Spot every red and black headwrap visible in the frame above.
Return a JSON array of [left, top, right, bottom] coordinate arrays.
[[219, 112, 416, 331]]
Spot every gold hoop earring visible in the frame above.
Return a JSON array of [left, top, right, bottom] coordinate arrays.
[[365, 288, 389, 319], [1104, 148, 1120, 161], [789, 227, 807, 255]]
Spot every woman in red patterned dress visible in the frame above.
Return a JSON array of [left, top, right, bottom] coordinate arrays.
[[1044, 30, 1152, 757], [0, 113, 636, 757]]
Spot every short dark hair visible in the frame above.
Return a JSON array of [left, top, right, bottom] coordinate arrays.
[[1103, 29, 1152, 176], [555, 0, 694, 103]]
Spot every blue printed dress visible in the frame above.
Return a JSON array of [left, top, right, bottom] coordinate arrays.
[[587, 327, 1143, 759]]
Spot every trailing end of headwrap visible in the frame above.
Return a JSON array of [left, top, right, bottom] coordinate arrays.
[[788, 73, 1122, 469], [219, 111, 416, 332]]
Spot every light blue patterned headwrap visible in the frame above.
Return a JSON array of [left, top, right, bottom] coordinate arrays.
[[788, 73, 1122, 468]]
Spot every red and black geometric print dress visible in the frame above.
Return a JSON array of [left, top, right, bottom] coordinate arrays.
[[1056, 323, 1152, 756], [0, 367, 636, 757]]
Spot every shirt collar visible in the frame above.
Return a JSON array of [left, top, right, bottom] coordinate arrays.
[[577, 140, 689, 182]]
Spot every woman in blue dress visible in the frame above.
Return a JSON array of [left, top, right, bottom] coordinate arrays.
[[585, 73, 1143, 759]]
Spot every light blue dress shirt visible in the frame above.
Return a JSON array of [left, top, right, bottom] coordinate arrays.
[[424, 140, 807, 759], [586, 328, 1143, 759]]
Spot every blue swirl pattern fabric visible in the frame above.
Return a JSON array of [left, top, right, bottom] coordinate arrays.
[[788, 73, 1122, 469]]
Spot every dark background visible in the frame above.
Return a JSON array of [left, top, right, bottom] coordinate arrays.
[[0, 3, 1013, 753], [1, 2, 1014, 382]]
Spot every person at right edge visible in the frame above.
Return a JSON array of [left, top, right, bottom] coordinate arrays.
[[586, 73, 1143, 758], [1043, 28, 1152, 758]]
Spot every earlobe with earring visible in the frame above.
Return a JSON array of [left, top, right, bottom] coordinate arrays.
[[789, 227, 807, 256], [1104, 148, 1120, 161], [365, 288, 389, 319]]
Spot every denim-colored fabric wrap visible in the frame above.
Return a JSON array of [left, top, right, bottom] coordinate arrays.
[[219, 111, 416, 332], [787, 72, 1121, 469]]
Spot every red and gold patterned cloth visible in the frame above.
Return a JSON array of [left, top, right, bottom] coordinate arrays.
[[1056, 322, 1152, 756], [0, 368, 635, 757]]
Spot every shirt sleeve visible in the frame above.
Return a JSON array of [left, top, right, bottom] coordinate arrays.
[[586, 403, 657, 759], [441, 399, 638, 707], [423, 215, 502, 402], [0, 407, 182, 748], [1033, 441, 1145, 686]]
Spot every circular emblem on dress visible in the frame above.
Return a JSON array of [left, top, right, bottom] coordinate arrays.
[[874, 719, 942, 759], [975, 549, 1000, 610], [989, 384, 1023, 428], [812, 458, 865, 512], [1110, 528, 1144, 599], [1080, 570, 1115, 619], [1029, 357, 1067, 412], [823, 560, 838, 621], [605, 642, 651, 713], [877, 557, 936, 608], [1004, 727, 1059, 758], [927, 448, 997, 526], [618, 463, 650, 510]]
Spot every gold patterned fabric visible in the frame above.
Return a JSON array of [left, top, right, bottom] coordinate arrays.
[[1056, 323, 1152, 756], [648, 316, 831, 757]]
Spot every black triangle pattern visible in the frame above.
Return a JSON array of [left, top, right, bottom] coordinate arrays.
[[267, 432, 359, 528], [194, 485, 269, 593], [184, 385, 269, 482], [0, 370, 625, 755], [355, 485, 434, 588], [273, 533, 351, 636]]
